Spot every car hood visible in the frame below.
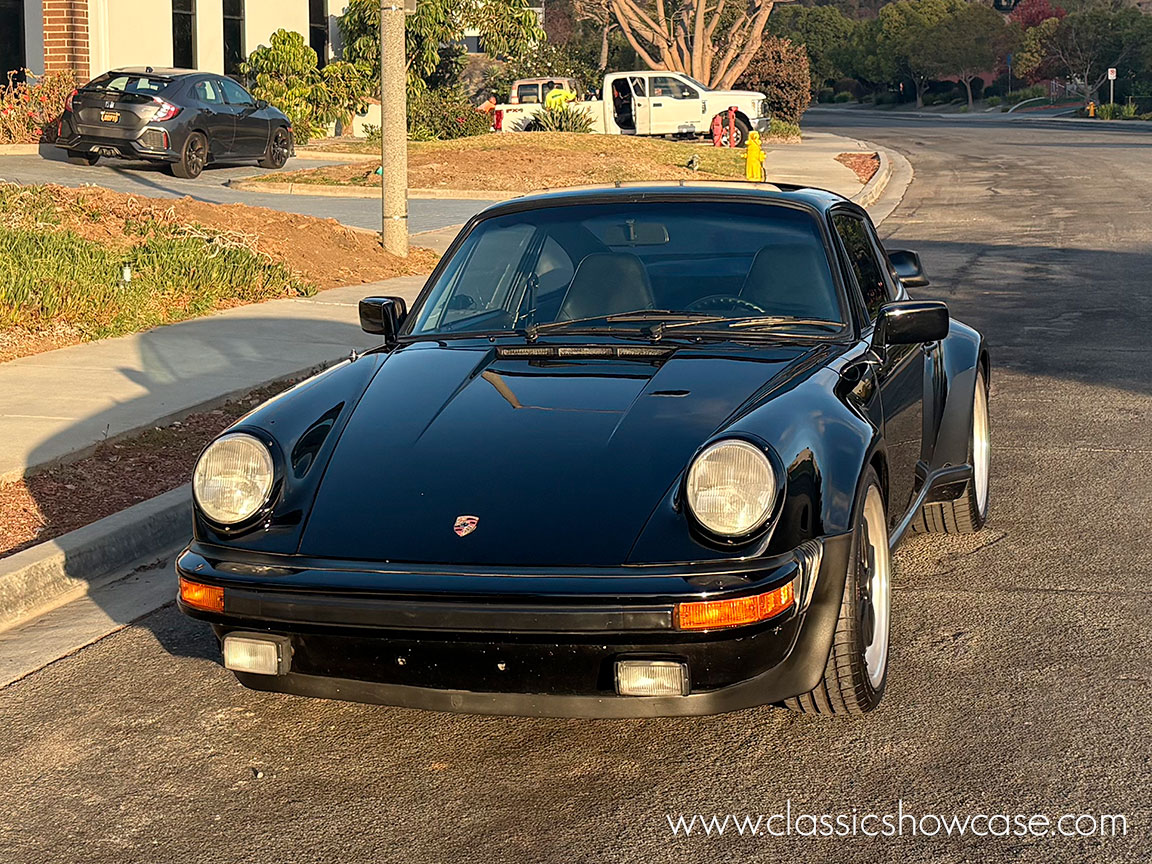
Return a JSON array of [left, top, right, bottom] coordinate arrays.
[[711, 89, 764, 102], [297, 340, 831, 566]]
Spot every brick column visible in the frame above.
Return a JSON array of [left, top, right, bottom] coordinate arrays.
[[42, 0, 89, 80]]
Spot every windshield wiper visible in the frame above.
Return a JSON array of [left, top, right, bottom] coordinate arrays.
[[702, 316, 842, 330], [528, 310, 728, 340]]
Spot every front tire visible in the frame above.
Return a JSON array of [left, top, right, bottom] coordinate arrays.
[[169, 131, 207, 179], [66, 150, 99, 166], [912, 367, 990, 534], [258, 126, 291, 169], [785, 466, 891, 715]]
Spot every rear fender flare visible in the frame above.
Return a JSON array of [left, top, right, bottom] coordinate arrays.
[[931, 320, 987, 470]]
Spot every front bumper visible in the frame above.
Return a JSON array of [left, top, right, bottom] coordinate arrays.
[[177, 534, 852, 717]]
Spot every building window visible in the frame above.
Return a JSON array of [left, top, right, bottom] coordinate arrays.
[[173, 0, 196, 69], [309, 0, 328, 68], [223, 0, 244, 76], [0, 0, 26, 81]]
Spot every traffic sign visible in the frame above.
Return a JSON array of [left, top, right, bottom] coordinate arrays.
[[1108, 68, 1117, 80]]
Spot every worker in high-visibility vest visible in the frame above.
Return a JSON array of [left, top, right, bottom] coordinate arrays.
[[545, 83, 577, 110]]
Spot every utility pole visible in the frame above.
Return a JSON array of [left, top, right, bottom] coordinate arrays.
[[380, 0, 408, 257]]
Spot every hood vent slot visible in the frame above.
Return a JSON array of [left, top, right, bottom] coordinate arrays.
[[497, 345, 673, 361]]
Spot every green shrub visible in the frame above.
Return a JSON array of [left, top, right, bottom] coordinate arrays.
[[1139, 112, 1152, 121], [767, 118, 802, 139], [1096, 102, 1118, 120], [407, 88, 491, 140], [529, 104, 595, 133], [1120, 102, 1138, 119], [986, 95, 1001, 107], [833, 91, 852, 103], [875, 91, 898, 106], [817, 88, 834, 103]]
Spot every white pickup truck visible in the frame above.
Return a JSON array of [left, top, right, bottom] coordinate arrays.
[[496, 70, 770, 147]]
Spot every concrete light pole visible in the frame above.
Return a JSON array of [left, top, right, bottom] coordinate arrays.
[[380, 0, 409, 257]]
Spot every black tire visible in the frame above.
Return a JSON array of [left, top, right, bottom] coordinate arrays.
[[258, 126, 292, 169], [911, 368, 989, 535], [717, 115, 752, 148], [169, 131, 207, 179], [785, 465, 891, 716], [66, 150, 99, 166]]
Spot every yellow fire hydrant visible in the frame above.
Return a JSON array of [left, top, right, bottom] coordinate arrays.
[[744, 130, 766, 182], [1087, 101, 1097, 118]]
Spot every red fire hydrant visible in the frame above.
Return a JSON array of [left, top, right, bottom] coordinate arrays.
[[710, 113, 723, 147], [727, 106, 738, 148]]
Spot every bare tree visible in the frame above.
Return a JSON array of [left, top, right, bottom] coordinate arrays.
[[607, 0, 795, 88], [574, 0, 618, 69]]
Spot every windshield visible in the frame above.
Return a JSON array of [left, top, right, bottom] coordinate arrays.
[[408, 201, 844, 338], [680, 74, 712, 92], [83, 73, 172, 96]]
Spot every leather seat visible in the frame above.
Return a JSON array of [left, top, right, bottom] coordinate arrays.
[[556, 252, 655, 321], [738, 244, 839, 319]]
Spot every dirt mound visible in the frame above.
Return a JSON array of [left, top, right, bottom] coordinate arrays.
[[30, 184, 438, 290]]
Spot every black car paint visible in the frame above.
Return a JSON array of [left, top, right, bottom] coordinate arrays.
[[178, 184, 988, 716], [56, 69, 291, 167]]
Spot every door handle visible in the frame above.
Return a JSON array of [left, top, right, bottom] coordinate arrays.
[[652, 102, 663, 107]]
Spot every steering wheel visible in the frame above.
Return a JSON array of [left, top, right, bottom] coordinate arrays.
[[684, 295, 770, 316]]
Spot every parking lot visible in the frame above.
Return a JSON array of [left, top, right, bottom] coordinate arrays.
[[1, 115, 1150, 863]]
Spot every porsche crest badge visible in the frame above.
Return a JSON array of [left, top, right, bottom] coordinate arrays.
[[453, 515, 479, 537]]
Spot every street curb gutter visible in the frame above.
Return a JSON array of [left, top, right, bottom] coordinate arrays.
[[0, 485, 190, 632], [226, 178, 515, 201], [0, 143, 42, 156], [849, 150, 892, 209]]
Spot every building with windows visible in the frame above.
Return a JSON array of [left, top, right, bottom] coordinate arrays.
[[1, 0, 337, 83]]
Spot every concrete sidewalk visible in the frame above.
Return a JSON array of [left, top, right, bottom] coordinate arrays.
[[0, 228, 455, 482], [763, 130, 879, 197]]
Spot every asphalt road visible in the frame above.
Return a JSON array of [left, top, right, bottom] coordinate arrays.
[[0, 145, 495, 234], [3, 116, 1151, 863]]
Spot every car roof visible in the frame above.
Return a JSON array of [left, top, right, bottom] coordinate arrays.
[[484, 181, 851, 216], [106, 67, 200, 78]]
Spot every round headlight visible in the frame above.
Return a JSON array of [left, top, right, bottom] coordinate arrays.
[[686, 439, 777, 537], [193, 433, 275, 525]]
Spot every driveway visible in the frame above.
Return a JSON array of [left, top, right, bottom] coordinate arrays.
[[0, 145, 496, 234]]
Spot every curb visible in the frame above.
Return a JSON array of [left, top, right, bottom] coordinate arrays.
[[850, 149, 892, 209], [226, 178, 516, 201], [0, 143, 42, 156], [292, 149, 378, 162], [0, 485, 190, 632]]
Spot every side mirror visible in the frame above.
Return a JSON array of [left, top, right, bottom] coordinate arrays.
[[255, 98, 269, 110], [359, 296, 407, 342], [887, 249, 929, 288], [874, 300, 949, 346]]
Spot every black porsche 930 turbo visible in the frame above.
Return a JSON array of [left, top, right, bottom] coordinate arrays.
[[178, 182, 990, 717]]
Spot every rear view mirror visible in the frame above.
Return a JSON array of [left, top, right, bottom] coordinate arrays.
[[887, 249, 929, 288], [874, 300, 949, 346], [359, 296, 407, 342], [598, 220, 669, 246]]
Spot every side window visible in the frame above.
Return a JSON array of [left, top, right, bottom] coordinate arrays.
[[220, 78, 255, 106], [195, 79, 223, 104], [833, 212, 890, 321], [652, 76, 697, 99], [423, 223, 535, 329], [517, 83, 540, 104], [629, 76, 646, 97]]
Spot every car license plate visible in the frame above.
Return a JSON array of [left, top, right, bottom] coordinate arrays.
[[100, 110, 119, 123]]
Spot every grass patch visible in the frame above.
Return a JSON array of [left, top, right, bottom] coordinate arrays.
[[0, 183, 313, 343]]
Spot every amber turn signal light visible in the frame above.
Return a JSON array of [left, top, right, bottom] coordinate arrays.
[[676, 579, 796, 631], [179, 576, 224, 613]]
